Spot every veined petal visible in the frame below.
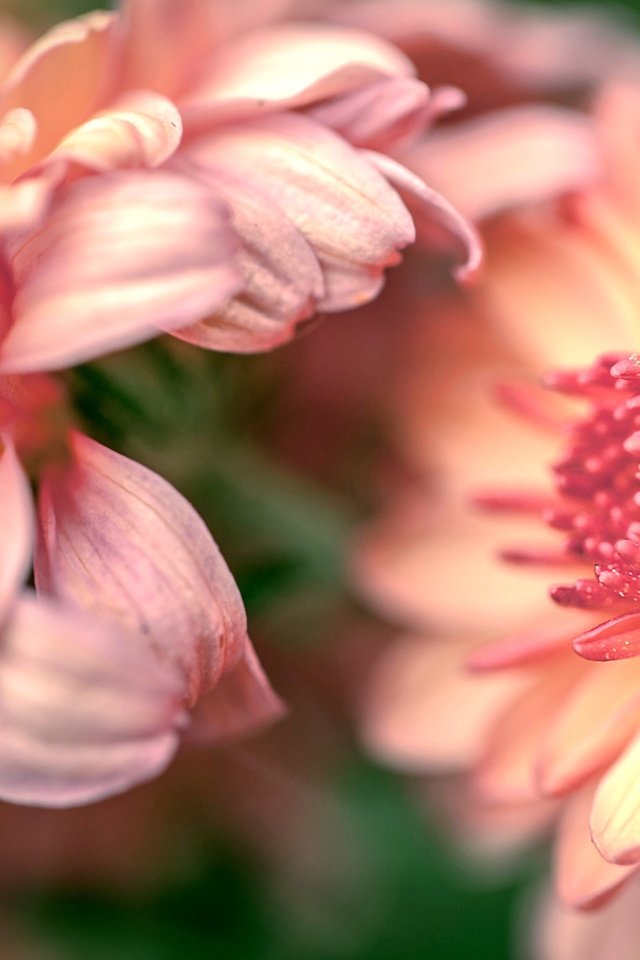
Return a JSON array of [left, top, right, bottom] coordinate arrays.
[[554, 784, 637, 909], [44, 92, 183, 173], [362, 149, 482, 280], [591, 733, 640, 865], [0, 442, 32, 624], [0, 170, 241, 372], [301, 75, 431, 151], [169, 157, 324, 352], [36, 433, 252, 707], [192, 112, 414, 311], [0, 592, 185, 807]]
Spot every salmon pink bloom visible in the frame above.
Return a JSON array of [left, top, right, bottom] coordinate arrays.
[[0, 380, 281, 808], [353, 81, 640, 955], [0, 0, 478, 372]]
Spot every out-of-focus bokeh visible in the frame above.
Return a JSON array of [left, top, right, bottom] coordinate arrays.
[[3, 0, 638, 958]]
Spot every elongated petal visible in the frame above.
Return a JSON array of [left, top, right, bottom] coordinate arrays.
[[45, 92, 182, 173], [537, 660, 640, 796], [183, 23, 415, 121], [0, 170, 241, 372], [0, 443, 32, 624], [169, 157, 324, 351], [591, 733, 640, 864], [0, 592, 185, 807], [555, 784, 637, 909], [409, 107, 599, 221], [574, 611, 640, 661], [191, 112, 414, 311], [307, 75, 431, 150], [36, 433, 251, 707], [189, 640, 285, 743], [362, 634, 530, 771], [363, 150, 482, 280]]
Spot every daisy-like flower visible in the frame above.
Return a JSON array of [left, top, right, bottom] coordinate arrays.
[[0, 0, 479, 372], [354, 83, 640, 957]]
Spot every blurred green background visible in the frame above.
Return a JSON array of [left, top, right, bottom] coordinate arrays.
[[0, 0, 629, 958]]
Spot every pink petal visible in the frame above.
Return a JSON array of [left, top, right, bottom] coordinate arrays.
[[169, 156, 324, 352], [183, 23, 415, 122], [591, 733, 640, 865], [0, 442, 32, 624], [0, 12, 117, 178], [362, 149, 482, 280], [306, 75, 431, 151], [361, 634, 530, 771], [408, 106, 599, 221], [44, 92, 183, 173], [190, 112, 414, 311], [554, 784, 638, 909], [188, 640, 285, 743], [537, 660, 640, 796], [573, 612, 640, 661], [0, 592, 185, 807], [0, 169, 241, 372], [36, 433, 252, 707]]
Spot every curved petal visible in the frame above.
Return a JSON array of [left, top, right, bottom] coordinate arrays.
[[537, 660, 640, 796], [36, 433, 251, 707], [362, 149, 482, 280], [44, 92, 182, 173], [0, 169, 241, 372], [554, 784, 637, 909], [169, 158, 324, 352], [188, 112, 414, 311], [183, 23, 415, 122], [0, 12, 117, 179], [0, 592, 184, 808], [591, 732, 640, 865], [0, 442, 32, 624]]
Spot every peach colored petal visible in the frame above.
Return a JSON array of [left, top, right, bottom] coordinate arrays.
[[189, 640, 286, 743], [554, 783, 637, 909], [468, 609, 596, 671], [0, 443, 32, 624], [0, 169, 241, 372], [191, 112, 414, 311], [355, 498, 572, 633], [36, 433, 251, 707], [0, 12, 117, 179], [362, 149, 482, 280], [169, 157, 324, 351], [0, 108, 36, 164], [537, 660, 640, 796], [408, 106, 599, 221], [480, 214, 640, 370], [591, 733, 640, 865], [183, 23, 415, 119], [475, 656, 586, 804], [0, 592, 185, 807], [45, 92, 182, 173], [361, 634, 531, 771]]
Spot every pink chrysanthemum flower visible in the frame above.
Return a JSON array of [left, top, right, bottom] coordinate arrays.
[[0, 0, 478, 372], [0, 376, 282, 808], [353, 83, 640, 957]]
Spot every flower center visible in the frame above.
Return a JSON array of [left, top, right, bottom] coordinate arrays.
[[516, 353, 640, 611]]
